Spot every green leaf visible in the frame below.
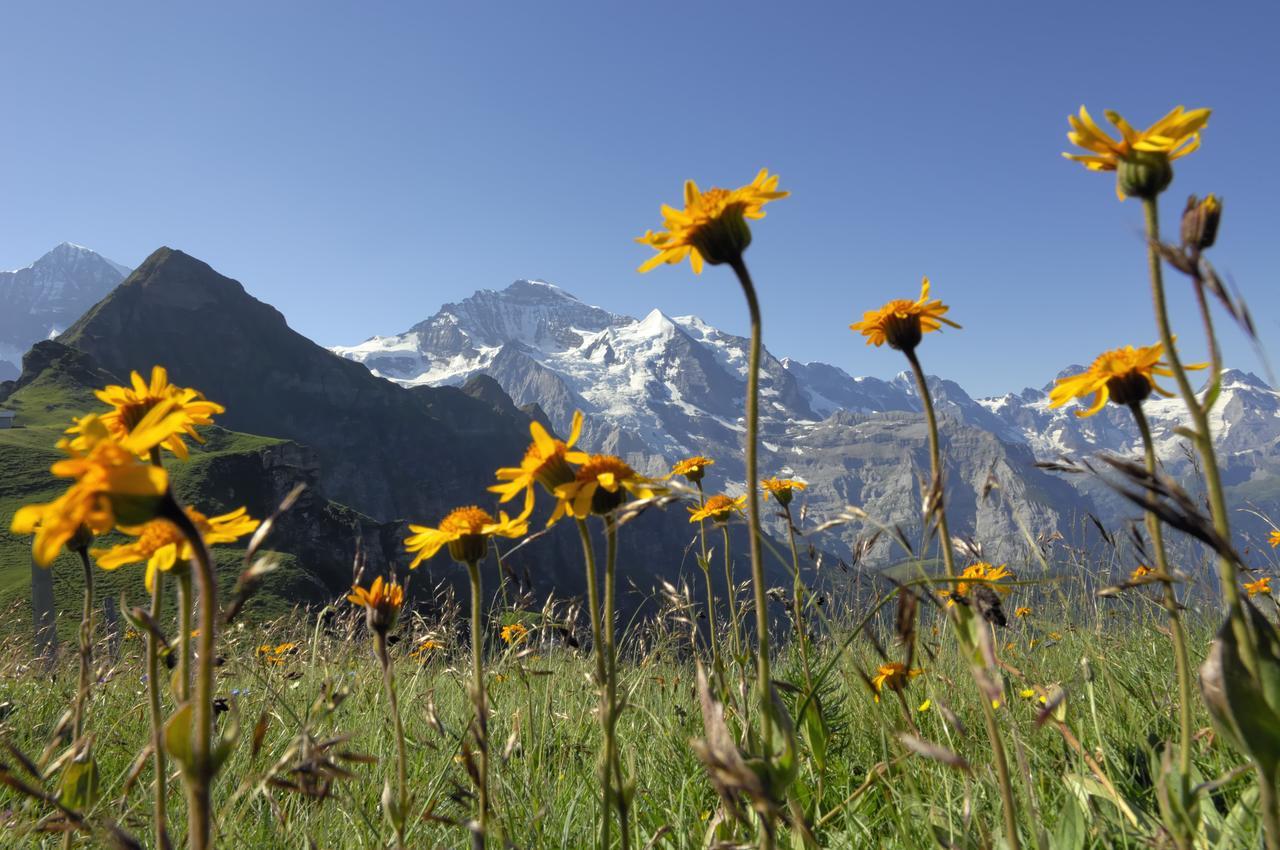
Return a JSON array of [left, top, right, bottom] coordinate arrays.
[[1052, 794, 1086, 850], [1200, 603, 1280, 777], [163, 702, 195, 775], [800, 693, 828, 772], [58, 757, 100, 811], [211, 708, 240, 776]]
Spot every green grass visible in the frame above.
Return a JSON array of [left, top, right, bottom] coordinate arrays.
[[0, 579, 1264, 849]]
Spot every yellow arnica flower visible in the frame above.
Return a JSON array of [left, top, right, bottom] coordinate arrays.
[[689, 493, 747, 524], [405, 505, 528, 567], [1063, 105, 1210, 200], [11, 412, 181, 566], [1269, 530, 1280, 549], [490, 411, 590, 520], [871, 662, 922, 702], [411, 638, 443, 659], [1130, 564, 1156, 582], [1048, 341, 1204, 417], [347, 576, 405, 633], [761, 477, 807, 507], [1014, 606, 1032, 619], [92, 506, 259, 592], [500, 623, 529, 645], [943, 562, 1012, 605], [669, 456, 715, 485], [1244, 576, 1272, 598], [256, 642, 299, 665], [552, 454, 659, 522], [636, 169, 788, 274], [68, 366, 224, 460], [851, 277, 960, 352]]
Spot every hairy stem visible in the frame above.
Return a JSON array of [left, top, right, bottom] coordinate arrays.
[[376, 631, 408, 849], [574, 519, 610, 850], [466, 559, 489, 848], [147, 572, 169, 849], [604, 516, 630, 850]]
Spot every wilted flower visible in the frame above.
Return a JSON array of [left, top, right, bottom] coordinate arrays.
[[93, 506, 259, 591], [688, 493, 747, 524], [490, 412, 589, 519], [871, 662, 922, 701], [1063, 105, 1210, 200], [1049, 342, 1202, 416], [405, 506, 528, 567], [760, 477, 807, 507], [67, 366, 224, 460], [552, 454, 659, 521], [851, 277, 959, 352], [1181, 194, 1222, 251], [347, 576, 404, 634], [636, 169, 787, 273]]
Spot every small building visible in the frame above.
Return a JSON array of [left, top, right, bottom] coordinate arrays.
[[0, 410, 14, 429]]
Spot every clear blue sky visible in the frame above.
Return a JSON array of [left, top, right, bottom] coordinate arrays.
[[1, 2, 1276, 396]]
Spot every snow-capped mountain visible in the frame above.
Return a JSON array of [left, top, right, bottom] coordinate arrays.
[[0, 243, 131, 380]]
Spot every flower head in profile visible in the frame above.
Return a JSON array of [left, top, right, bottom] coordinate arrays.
[[68, 366, 224, 460], [405, 505, 528, 567], [851, 277, 960, 352], [499, 623, 529, 646], [871, 662, 922, 702], [490, 411, 589, 519], [347, 576, 405, 634], [1129, 564, 1156, 583], [1063, 105, 1210, 200], [552, 454, 659, 522], [636, 169, 787, 273], [11, 412, 179, 566], [1014, 606, 1032, 619], [92, 506, 259, 591], [410, 638, 443, 659], [688, 493, 747, 525], [943, 562, 1012, 606], [761, 477, 807, 508], [1048, 342, 1202, 417], [669, 456, 715, 486], [1244, 576, 1272, 598], [1269, 530, 1280, 549]]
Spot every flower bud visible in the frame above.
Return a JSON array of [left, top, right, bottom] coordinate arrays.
[[1181, 194, 1221, 251], [1117, 151, 1173, 200]]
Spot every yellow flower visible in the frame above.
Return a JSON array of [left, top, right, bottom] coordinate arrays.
[[256, 641, 298, 666], [941, 562, 1012, 605], [347, 576, 405, 633], [1063, 105, 1210, 200], [92, 506, 259, 591], [851, 277, 960, 352], [1130, 564, 1156, 582], [917, 699, 931, 713], [1014, 606, 1032, 619], [68, 366, 224, 460], [1048, 342, 1203, 417], [1269, 530, 1280, 549], [1048, 632, 1063, 641], [11, 413, 178, 566], [1244, 576, 1272, 598], [760, 477, 807, 507], [405, 505, 528, 567], [871, 662, 922, 702], [669, 456, 715, 485], [552, 454, 659, 522], [489, 411, 590, 519], [411, 638, 443, 659], [688, 493, 747, 524], [636, 169, 788, 274], [500, 623, 529, 645]]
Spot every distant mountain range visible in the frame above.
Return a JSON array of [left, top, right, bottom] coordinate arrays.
[[0, 243, 131, 381], [332, 279, 1280, 559]]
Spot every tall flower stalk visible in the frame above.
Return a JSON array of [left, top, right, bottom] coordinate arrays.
[[671, 458, 721, 677], [853, 279, 1021, 849]]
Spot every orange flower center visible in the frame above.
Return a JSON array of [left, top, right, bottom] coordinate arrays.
[[440, 506, 495, 535], [138, 520, 183, 553], [577, 454, 636, 483]]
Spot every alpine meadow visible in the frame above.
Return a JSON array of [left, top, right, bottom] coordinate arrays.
[[4, 6, 1280, 850]]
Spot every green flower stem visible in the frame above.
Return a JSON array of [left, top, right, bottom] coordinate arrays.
[[573, 519, 611, 850], [168, 502, 218, 850], [695, 482, 722, 683], [721, 524, 743, 662], [782, 503, 814, 690], [465, 559, 490, 848], [904, 347, 1020, 850], [71, 548, 94, 741], [177, 571, 193, 702], [375, 630, 408, 850], [1129, 402, 1194, 781], [147, 572, 169, 849], [603, 515, 631, 850], [726, 256, 775, 850]]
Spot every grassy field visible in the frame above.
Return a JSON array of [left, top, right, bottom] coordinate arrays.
[[0, 568, 1263, 849]]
